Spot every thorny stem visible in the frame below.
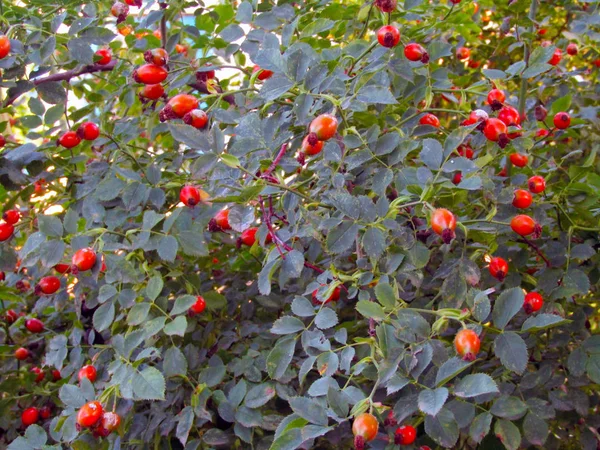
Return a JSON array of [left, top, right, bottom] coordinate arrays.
[[263, 143, 288, 177]]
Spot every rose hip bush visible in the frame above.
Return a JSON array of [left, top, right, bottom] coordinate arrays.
[[1, 0, 599, 449]]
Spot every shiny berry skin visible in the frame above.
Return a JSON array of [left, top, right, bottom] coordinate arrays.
[[301, 136, 324, 156], [352, 413, 379, 443], [488, 256, 508, 281], [166, 94, 199, 118], [553, 112, 571, 129], [419, 113, 440, 128], [31, 367, 45, 383], [483, 118, 507, 142], [77, 401, 104, 428], [253, 65, 273, 81], [377, 25, 400, 48], [180, 186, 201, 207], [510, 215, 537, 236], [498, 105, 521, 126], [3, 209, 20, 225], [566, 43, 578, 56], [140, 83, 165, 100], [0, 35, 10, 59], [487, 89, 505, 106], [22, 408, 39, 427], [548, 48, 562, 66], [524, 292, 543, 313], [15, 347, 30, 360], [37, 276, 61, 295], [456, 47, 470, 60], [133, 64, 169, 84], [431, 208, 456, 244], [52, 369, 62, 381], [454, 328, 480, 361], [54, 263, 72, 274], [95, 49, 112, 65], [72, 248, 97, 271], [509, 153, 528, 167], [457, 144, 474, 159], [58, 131, 81, 149], [312, 285, 341, 304], [404, 43, 428, 62], [25, 318, 44, 333], [528, 175, 546, 194], [94, 412, 121, 437], [452, 172, 462, 185], [394, 425, 417, 445], [241, 227, 259, 246], [190, 296, 206, 314], [78, 365, 97, 383], [183, 109, 208, 129], [536, 129, 550, 138], [215, 210, 231, 230], [77, 122, 100, 141], [513, 189, 533, 209], [144, 48, 169, 66], [309, 114, 338, 141], [39, 406, 52, 420], [375, 0, 397, 12], [6, 309, 18, 323]]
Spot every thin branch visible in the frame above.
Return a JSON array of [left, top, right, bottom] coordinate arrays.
[[263, 143, 288, 177], [187, 81, 235, 104], [517, 237, 551, 267]]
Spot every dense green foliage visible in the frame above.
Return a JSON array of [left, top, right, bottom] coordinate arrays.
[[1, 0, 600, 449]]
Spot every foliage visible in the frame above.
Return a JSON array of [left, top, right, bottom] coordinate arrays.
[[0, 0, 600, 449]]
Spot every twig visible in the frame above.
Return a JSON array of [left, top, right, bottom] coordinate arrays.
[[187, 81, 235, 104], [263, 143, 288, 177], [517, 237, 551, 267]]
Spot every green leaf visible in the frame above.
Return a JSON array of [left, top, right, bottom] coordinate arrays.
[[326, 221, 360, 254], [482, 68, 506, 79], [271, 316, 304, 334], [59, 384, 86, 408], [36, 82, 67, 104], [244, 383, 276, 408], [418, 387, 448, 416], [164, 316, 188, 337], [291, 296, 315, 317], [38, 215, 63, 237], [490, 396, 527, 420], [267, 336, 296, 380], [374, 282, 396, 309], [356, 85, 398, 104], [315, 308, 338, 330], [163, 346, 188, 378], [171, 295, 197, 316], [167, 123, 211, 150], [493, 419, 521, 450], [436, 357, 474, 386], [221, 153, 241, 168], [492, 287, 524, 330], [522, 314, 569, 332], [300, 18, 335, 38], [494, 332, 528, 374], [177, 231, 208, 256], [127, 303, 151, 326], [146, 275, 163, 301], [424, 408, 459, 448], [454, 373, 499, 398], [469, 412, 492, 444], [176, 406, 194, 446], [133, 366, 166, 401], [24, 424, 47, 447], [157, 235, 178, 262], [93, 301, 115, 332], [523, 413, 549, 446], [420, 138, 443, 169], [362, 227, 386, 259], [288, 397, 328, 426], [355, 300, 386, 320]]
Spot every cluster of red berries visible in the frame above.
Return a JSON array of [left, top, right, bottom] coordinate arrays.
[[57, 122, 100, 149], [0, 208, 20, 242], [301, 113, 339, 160], [375, 25, 429, 64], [352, 411, 425, 449], [76, 401, 121, 437]]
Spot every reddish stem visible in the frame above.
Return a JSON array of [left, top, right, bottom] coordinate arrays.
[[517, 237, 551, 267], [263, 143, 288, 177]]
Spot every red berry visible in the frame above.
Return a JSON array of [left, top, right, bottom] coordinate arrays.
[[240, 227, 258, 246], [566, 43, 578, 56], [452, 172, 462, 185], [25, 318, 44, 333], [214, 210, 231, 230], [498, 105, 521, 126], [509, 153, 528, 167], [183, 109, 208, 129], [54, 263, 72, 274], [404, 43, 428, 63], [512, 189, 533, 209], [22, 407, 39, 427], [524, 292, 543, 313], [0, 271, 4, 281], [456, 47, 470, 60], [457, 144, 474, 159], [76, 401, 104, 428], [253, 65, 273, 80], [180, 186, 201, 207], [488, 256, 508, 281], [528, 175, 546, 194], [483, 118, 507, 142], [507, 124, 523, 140], [536, 129, 550, 138], [6, 309, 18, 324], [140, 83, 165, 100], [133, 64, 169, 84], [0, 135, 5, 148], [377, 25, 400, 48], [375, 0, 397, 12], [164, 94, 199, 118], [95, 49, 112, 65], [419, 113, 440, 128], [548, 48, 562, 65], [0, 222, 14, 241], [31, 367, 45, 383], [37, 276, 61, 295], [190, 296, 206, 314], [52, 369, 62, 381], [510, 215, 538, 237], [487, 89, 506, 106], [72, 248, 97, 272], [553, 112, 571, 129], [94, 412, 121, 437], [352, 413, 379, 444], [3, 209, 20, 225], [431, 208, 456, 244], [15, 347, 30, 360], [39, 406, 52, 420], [0, 35, 10, 59], [144, 48, 169, 66], [309, 114, 338, 141], [312, 285, 341, 304], [301, 136, 324, 156], [77, 122, 100, 141], [58, 131, 81, 149], [78, 365, 97, 383], [454, 328, 480, 361], [394, 425, 417, 445]]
